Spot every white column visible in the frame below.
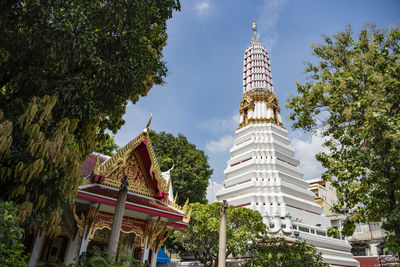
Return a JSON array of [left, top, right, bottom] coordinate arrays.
[[29, 231, 45, 267], [142, 236, 150, 264], [150, 244, 157, 267], [126, 234, 135, 256], [65, 232, 81, 265], [369, 243, 379, 256], [78, 224, 90, 257]]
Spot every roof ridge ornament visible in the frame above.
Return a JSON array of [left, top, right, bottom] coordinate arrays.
[[143, 112, 152, 133], [252, 19, 258, 43]]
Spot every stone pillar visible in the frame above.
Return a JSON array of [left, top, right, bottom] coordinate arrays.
[[29, 231, 45, 267], [108, 175, 129, 260], [218, 200, 228, 267], [65, 232, 81, 265]]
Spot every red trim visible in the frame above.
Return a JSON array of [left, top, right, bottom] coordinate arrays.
[[167, 222, 188, 229], [77, 192, 184, 220], [235, 203, 251, 208], [286, 204, 321, 215]]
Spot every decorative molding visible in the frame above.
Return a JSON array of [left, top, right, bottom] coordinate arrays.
[[71, 203, 85, 238], [93, 131, 168, 195], [89, 211, 146, 246], [238, 90, 285, 129]]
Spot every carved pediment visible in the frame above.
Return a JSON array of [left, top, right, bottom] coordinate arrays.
[[103, 151, 156, 197], [90, 131, 169, 197]]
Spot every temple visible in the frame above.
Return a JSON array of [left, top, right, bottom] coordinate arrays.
[[216, 21, 359, 267], [28, 125, 190, 267]]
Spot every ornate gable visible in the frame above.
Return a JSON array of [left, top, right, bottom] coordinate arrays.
[[89, 130, 169, 199]]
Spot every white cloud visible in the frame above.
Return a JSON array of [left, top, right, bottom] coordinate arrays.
[[291, 131, 328, 180], [258, 0, 289, 51], [206, 135, 235, 154], [198, 113, 239, 135], [194, 1, 210, 13]]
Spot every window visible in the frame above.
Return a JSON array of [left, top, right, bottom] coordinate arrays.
[[351, 247, 367, 256], [299, 226, 310, 233], [316, 231, 326, 236]]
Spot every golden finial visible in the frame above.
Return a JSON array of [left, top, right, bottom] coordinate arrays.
[[252, 20, 257, 30], [184, 207, 192, 223], [168, 159, 175, 172], [93, 155, 100, 175], [252, 19, 258, 43], [182, 198, 189, 213], [143, 112, 152, 133]]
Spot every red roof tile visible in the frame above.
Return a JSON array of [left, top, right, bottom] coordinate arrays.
[[81, 154, 107, 177]]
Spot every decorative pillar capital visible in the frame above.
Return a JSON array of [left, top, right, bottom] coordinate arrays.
[[221, 200, 228, 215]]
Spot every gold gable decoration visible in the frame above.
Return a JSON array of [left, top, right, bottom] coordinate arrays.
[[238, 89, 285, 129], [93, 131, 168, 195], [103, 152, 156, 197]]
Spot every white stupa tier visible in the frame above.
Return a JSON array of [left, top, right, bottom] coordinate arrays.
[[243, 42, 274, 93], [216, 21, 359, 267]]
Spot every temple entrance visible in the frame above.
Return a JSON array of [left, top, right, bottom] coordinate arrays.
[[88, 227, 142, 261]]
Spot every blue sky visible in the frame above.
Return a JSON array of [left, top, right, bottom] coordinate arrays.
[[115, 0, 400, 183]]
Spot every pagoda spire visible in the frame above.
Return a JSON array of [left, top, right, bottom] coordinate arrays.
[[243, 21, 274, 94], [252, 20, 258, 43]]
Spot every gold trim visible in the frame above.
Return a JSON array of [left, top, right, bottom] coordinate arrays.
[[144, 133, 168, 192], [184, 207, 192, 223], [156, 229, 172, 252], [238, 90, 285, 129], [71, 203, 85, 238], [93, 156, 100, 175], [85, 204, 101, 239], [102, 151, 157, 197], [182, 198, 189, 214], [96, 131, 168, 194], [89, 211, 145, 246], [81, 178, 92, 186]]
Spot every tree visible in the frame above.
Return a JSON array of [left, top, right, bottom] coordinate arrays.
[[0, 201, 28, 267], [172, 202, 266, 267], [149, 130, 213, 205], [0, 0, 180, 234], [244, 237, 328, 267], [287, 25, 400, 252], [96, 134, 120, 157]]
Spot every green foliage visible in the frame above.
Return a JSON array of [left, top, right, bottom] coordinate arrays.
[[327, 227, 340, 238], [244, 237, 328, 267], [0, 201, 28, 267], [76, 246, 143, 267], [96, 134, 120, 157], [172, 202, 266, 267], [0, 0, 179, 234], [287, 24, 400, 252], [149, 130, 213, 205]]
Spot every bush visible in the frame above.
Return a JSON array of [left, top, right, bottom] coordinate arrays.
[[0, 201, 28, 267], [76, 247, 144, 267]]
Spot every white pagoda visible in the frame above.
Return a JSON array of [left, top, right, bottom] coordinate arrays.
[[216, 21, 359, 267]]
